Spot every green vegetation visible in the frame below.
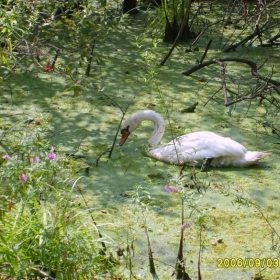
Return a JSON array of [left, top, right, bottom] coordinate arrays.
[[1, 0, 280, 279], [0, 116, 119, 279]]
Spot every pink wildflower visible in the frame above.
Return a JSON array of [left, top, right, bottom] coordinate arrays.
[[2, 154, 11, 160], [46, 152, 57, 160], [164, 185, 179, 193], [30, 156, 40, 163], [19, 173, 27, 183], [181, 221, 194, 230]]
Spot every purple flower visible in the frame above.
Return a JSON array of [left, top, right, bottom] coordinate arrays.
[[30, 156, 40, 163], [46, 152, 57, 160], [2, 154, 11, 160], [164, 185, 179, 193], [181, 221, 194, 230], [19, 173, 27, 183]]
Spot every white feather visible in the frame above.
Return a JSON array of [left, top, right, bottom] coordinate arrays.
[[120, 110, 271, 167]]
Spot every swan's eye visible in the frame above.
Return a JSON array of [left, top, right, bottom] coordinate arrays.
[[121, 126, 129, 133]]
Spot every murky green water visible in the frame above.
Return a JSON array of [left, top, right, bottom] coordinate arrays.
[[1, 6, 280, 279]]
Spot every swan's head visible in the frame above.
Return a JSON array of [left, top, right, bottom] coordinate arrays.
[[119, 112, 142, 146], [119, 110, 165, 148], [119, 126, 130, 146]]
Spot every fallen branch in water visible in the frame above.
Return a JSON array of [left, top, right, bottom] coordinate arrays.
[[182, 57, 280, 107]]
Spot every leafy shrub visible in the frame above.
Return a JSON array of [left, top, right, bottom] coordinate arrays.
[[0, 116, 119, 279]]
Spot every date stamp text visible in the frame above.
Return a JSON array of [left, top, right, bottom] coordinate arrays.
[[217, 258, 279, 268]]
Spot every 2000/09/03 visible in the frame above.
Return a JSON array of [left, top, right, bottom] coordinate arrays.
[[217, 258, 279, 268]]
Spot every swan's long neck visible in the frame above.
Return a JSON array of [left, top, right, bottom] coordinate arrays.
[[124, 110, 165, 149]]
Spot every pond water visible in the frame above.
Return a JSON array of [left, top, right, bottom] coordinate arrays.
[[1, 5, 280, 279]]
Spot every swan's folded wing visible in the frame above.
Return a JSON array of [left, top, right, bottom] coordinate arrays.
[[179, 131, 247, 158], [149, 131, 247, 164]]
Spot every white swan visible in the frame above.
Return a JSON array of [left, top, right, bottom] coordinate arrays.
[[119, 110, 271, 167]]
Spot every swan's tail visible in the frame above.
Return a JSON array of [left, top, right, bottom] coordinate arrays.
[[244, 151, 272, 166]]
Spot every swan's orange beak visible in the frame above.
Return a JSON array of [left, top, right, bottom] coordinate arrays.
[[120, 129, 130, 146]]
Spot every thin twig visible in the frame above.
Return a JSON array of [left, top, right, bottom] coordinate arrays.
[[29, 267, 56, 280], [183, 56, 280, 108], [51, 49, 60, 69], [175, 199, 192, 280], [108, 96, 135, 158], [160, 1, 191, 66], [162, 104, 182, 174], [145, 227, 159, 279], [213, 59, 228, 105], [96, 150, 110, 167], [197, 226, 202, 280], [85, 41, 95, 76], [0, 118, 27, 144], [2, 55, 28, 80], [223, 1, 271, 52], [203, 86, 223, 107], [76, 185, 107, 253], [199, 39, 212, 64], [95, 95, 135, 166]]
